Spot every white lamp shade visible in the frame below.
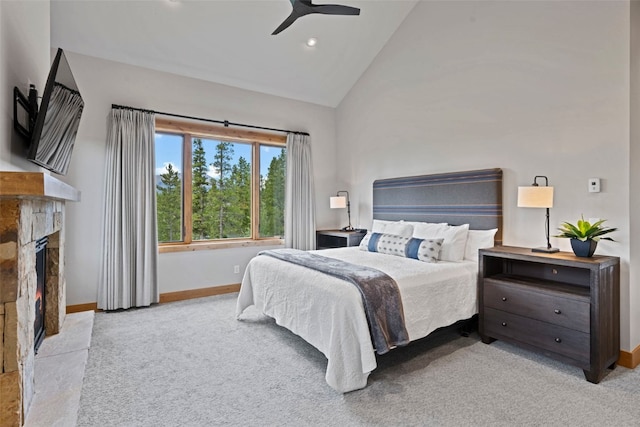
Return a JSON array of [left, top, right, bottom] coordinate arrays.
[[330, 196, 347, 209], [517, 186, 554, 208]]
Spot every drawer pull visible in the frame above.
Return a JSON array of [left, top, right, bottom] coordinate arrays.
[[552, 268, 558, 275], [555, 337, 562, 343], [501, 322, 507, 327], [554, 309, 562, 315], [501, 297, 507, 302]]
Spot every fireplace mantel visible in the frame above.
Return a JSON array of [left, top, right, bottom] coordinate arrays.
[[0, 171, 79, 426], [0, 172, 80, 201]]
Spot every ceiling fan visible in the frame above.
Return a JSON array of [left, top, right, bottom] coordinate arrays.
[[272, 0, 361, 35]]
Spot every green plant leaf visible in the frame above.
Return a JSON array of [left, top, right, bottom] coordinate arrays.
[[553, 215, 617, 242]]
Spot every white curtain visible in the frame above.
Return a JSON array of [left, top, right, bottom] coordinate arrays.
[[285, 133, 316, 250], [98, 108, 159, 310]]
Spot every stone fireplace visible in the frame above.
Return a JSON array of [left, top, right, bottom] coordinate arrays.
[[0, 172, 79, 427]]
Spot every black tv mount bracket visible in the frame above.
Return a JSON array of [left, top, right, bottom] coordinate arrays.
[[13, 84, 39, 142]]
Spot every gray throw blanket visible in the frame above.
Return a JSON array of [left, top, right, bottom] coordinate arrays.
[[259, 249, 410, 354]]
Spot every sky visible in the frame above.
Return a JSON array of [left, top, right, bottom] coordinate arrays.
[[155, 133, 284, 179]]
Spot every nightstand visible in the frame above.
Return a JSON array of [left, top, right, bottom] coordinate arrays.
[[316, 230, 366, 250], [479, 246, 620, 384]]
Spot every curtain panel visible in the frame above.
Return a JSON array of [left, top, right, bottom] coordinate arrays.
[[98, 108, 159, 310], [285, 133, 316, 250]]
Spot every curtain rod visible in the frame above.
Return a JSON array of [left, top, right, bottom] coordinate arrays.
[[111, 104, 310, 136]]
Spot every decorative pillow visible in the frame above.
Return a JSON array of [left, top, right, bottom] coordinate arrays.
[[367, 233, 410, 257], [464, 228, 498, 262], [407, 237, 444, 263], [360, 233, 443, 263], [359, 231, 374, 249]]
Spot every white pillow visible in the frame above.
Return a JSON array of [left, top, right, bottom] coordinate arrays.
[[464, 228, 498, 262], [438, 224, 470, 262], [412, 222, 448, 239], [371, 219, 393, 233], [413, 223, 469, 262], [405, 221, 448, 231], [371, 220, 414, 238], [384, 221, 414, 238]]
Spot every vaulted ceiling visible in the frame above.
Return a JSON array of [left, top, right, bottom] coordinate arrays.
[[51, 0, 418, 107]]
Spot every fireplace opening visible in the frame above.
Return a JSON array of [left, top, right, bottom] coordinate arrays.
[[34, 236, 48, 353]]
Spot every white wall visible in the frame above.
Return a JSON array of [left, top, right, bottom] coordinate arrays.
[[0, 1, 51, 171], [337, 1, 635, 350], [61, 52, 337, 305]]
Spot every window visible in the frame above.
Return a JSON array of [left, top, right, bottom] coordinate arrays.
[[155, 118, 286, 250]]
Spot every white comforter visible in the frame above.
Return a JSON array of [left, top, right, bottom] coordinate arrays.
[[235, 247, 478, 393]]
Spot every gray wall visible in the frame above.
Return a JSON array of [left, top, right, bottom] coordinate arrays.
[[336, 1, 636, 350]]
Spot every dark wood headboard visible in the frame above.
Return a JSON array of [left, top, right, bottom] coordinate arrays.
[[372, 168, 503, 244]]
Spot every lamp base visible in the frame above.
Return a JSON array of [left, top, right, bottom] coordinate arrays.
[[341, 226, 355, 232], [532, 247, 560, 253]]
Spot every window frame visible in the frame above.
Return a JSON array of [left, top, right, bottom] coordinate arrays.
[[155, 118, 286, 253]]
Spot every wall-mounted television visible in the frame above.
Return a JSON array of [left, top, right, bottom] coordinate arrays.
[[27, 48, 84, 176]]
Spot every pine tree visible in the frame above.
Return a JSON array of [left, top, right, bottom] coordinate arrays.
[[156, 163, 182, 242], [209, 141, 234, 238], [226, 156, 251, 237], [192, 138, 209, 240], [260, 149, 286, 237]]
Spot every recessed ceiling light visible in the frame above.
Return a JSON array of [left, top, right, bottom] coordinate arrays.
[[306, 38, 318, 47]]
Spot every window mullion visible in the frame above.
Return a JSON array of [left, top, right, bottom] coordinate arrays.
[[252, 143, 260, 239], [183, 133, 193, 244]]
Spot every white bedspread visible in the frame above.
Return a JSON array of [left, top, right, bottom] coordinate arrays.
[[235, 247, 478, 393]]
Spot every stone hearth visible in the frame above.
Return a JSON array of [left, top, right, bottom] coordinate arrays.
[[0, 172, 79, 427]]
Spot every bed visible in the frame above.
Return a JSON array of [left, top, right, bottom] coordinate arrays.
[[236, 168, 503, 392]]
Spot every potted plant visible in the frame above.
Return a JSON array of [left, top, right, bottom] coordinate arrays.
[[555, 215, 617, 257]]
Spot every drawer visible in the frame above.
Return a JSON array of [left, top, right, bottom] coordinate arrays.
[[484, 279, 590, 333], [484, 308, 590, 365]]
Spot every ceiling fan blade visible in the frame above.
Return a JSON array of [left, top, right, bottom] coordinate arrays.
[[272, 1, 360, 35], [272, 12, 301, 35], [311, 4, 360, 16]]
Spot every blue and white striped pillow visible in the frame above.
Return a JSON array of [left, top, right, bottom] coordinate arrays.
[[360, 232, 443, 263], [410, 237, 444, 263]]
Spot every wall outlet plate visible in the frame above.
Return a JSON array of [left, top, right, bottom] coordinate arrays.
[[588, 178, 601, 193]]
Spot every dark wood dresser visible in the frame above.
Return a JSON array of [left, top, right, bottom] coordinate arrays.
[[478, 246, 620, 383]]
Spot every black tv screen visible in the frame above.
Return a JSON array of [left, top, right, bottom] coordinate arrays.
[[28, 48, 84, 176]]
